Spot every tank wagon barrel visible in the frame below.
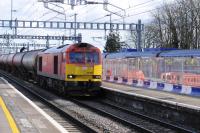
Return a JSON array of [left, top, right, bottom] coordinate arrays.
[[2, 54, 8, 65], [22, 50, 42, 73], [0, 55, 4, 69], [0, 55, 4, 65], [13, 52, 26, 69], [7, 54, 15, 66], [6, 53, 15, 72]]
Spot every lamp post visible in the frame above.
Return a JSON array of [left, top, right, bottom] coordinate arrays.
[[74, 13, 77, 42], [11, 0, 13, 21], [11, 0, 17, 35], [106, 14, 112, 32]]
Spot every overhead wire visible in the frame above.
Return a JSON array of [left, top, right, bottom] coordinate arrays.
[[14, 1, 163, 39], [87, 0, 158, 22], [17, 1, 37, 19], [17, 1, 42, 34], [125, 0, 155, 11], [18, 1, 65, 34], [14, 0, 32, 12], [112, 6, 162, 22]]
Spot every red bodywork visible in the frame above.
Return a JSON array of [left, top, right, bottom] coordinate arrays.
[[37, 43, 101, 80]]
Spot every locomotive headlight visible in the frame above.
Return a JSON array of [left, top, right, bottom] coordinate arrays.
[[67, 75, 75, 79], [93, 75, 101, 79]]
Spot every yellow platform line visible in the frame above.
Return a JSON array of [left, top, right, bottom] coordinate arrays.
[[0, 96, 20, 133]]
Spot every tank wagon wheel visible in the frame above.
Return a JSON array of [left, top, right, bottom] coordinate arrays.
[[39, 77, 47, 89], [39, 80, 43, 87], [43, 80, 48, 89]]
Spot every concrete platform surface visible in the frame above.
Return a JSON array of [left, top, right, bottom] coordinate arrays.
[[0, 77, 68, 133], [102, 81, 200, 110]]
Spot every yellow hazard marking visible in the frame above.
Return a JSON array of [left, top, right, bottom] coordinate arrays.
[[0, 96, 20, 133]]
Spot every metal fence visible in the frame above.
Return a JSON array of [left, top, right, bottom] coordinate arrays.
[[103, 57, 200, 87]]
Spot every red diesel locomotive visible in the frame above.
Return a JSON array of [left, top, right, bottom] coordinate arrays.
[[0, 43, 102, 96]]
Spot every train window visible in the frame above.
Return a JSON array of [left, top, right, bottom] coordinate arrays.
[[85, 52, 99, 64], [39, 57, 42, 71], [69, 52, 84, 64], [54, 56, 58, 74]]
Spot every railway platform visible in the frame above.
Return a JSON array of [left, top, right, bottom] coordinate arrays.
[[0, 77, 67, 133], [102, 81, 200, 109], [102, 81, 200, 132]]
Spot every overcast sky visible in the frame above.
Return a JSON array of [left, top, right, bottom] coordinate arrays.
[[0, 0, 171, 22], [0, 0, 174, 51]]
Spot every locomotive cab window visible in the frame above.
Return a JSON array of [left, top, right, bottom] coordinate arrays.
[[86, 52, 99, 64], [69, 52, 84, 64], [69, 52, 99, 64], [39, 57, 42, 71], [54, 55, 58, 74]]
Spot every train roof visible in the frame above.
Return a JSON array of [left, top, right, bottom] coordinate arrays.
[[159, 49, 200, 57], [105, 51, 160, 59], [39, 43, 98, 54], [105, 49, 200, 59]]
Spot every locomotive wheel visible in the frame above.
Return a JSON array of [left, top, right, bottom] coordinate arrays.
[[58, 82, 66, 96]]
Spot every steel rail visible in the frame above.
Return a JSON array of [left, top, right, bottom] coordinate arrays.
[[70, 98, 154, 133], [98, 99, 193, 133], [0, 71, 97, 133]]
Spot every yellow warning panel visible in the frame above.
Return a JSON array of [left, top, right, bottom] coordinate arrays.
[[0, 96, 20, 133]]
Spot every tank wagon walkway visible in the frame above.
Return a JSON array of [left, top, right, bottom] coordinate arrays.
[[102, 81, 200, 109], [0, 77, 67, 133]]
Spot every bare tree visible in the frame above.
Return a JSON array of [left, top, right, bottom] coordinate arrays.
[[144, 0, 200, 49]]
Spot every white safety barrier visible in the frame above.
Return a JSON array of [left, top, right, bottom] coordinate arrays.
[[103, 76, 200, 97]]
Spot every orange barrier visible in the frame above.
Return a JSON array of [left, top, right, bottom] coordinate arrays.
[[105, 69, 145, 81], [127, 70, 145, 80], [161, 72, 200, 87], [106, 70, 112, 76], [183, 74, 200, 87], [161, 72, 181, 84]]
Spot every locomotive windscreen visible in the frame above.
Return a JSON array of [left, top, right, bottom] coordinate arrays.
[[69, 52, 99, 64]]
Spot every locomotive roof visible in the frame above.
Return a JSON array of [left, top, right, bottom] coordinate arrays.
[[39, 43, 97, 54]]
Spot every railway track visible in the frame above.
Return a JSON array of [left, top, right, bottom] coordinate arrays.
[[71, 97, 193, 133], [0, 71, 96, 133], [99, 99, 194, 133], [0, 70, 194, 133]]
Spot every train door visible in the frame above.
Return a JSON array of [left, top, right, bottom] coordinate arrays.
[[54, 55, 58, 74], [39, 56, 42, 71]]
